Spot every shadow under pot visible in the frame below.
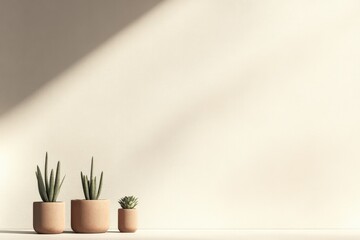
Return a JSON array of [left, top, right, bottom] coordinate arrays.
[[118, 209, 138, 232], [33, 201, 65, 234], [71, 199, 109, 233]]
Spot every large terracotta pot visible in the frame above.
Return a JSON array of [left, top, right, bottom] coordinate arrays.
[[118, 209, 137, 232], [71, 199, 109, 233], [33, 201, 65, 234]]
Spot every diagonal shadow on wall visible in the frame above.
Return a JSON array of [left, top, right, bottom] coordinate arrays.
[[0, 0, 162, 116]]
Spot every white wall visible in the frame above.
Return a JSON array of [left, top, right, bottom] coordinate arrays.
[[1, 0, 360, 229]]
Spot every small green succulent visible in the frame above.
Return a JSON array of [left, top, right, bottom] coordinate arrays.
[[35, 152, 65, 202], [118, 196, 138, 209], [81, 157, 103, 200]]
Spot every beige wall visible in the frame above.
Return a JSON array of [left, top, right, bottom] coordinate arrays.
[[1, 0, 360, 229]]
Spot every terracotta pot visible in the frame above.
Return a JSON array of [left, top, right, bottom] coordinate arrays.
[[33, 201, 65, 234], [118, 209, 137, 232], [71, 199, 109, 233]]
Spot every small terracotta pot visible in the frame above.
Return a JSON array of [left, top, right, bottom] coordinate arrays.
[[71, 199, 109, 233], [118, 209, 137, 232], [33, 201, 65, 234]]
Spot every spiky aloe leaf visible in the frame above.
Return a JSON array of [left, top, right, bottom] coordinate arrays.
[[53, 161, 61, 201], [84, 176, 90, 200], [36, 166, 49, 202], [92, 177, 97, 200], [48, 169, 55, 201], [96, 171, 103, 200], [81, 172, 89, 200], [35, 172, 46, 202], [89, 157, 93, 190], [90, 177, 96, 199], [44, 153, 49, 196], [53, 175, 65, 202], [59, 175, 65, 189]]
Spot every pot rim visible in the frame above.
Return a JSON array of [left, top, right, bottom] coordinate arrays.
[[118, 208, 137, 211], [71, 199, 109, 201], [33, 201, 65, 204]]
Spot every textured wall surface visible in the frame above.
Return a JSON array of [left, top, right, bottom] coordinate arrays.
[[1, 0, 360, 229]]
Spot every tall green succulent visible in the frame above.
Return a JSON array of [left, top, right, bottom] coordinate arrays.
[[81, 157, 103, 200], [118, 196, 138, 209], [35, 152, 65, 202]]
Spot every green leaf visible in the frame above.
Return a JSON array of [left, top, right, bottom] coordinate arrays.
[[93, 177, 97, 200], [96, 171, 103, 200], [48, 169, 55, 202], [90, 157, 93, 189], [36, 166, 49, 202], [53, 175, 65, 202], [84, 176, 90, 200], [44, 153, 49, 197], [90, 178, 95, 199], [81, 172, 88, 199], [35, 172, 46, 202], [53, 161, 61, 201]]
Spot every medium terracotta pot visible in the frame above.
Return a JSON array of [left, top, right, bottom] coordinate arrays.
[[71, 199, 109, 233], [118, 209, 137, 232], [33, 201, 65, 234]]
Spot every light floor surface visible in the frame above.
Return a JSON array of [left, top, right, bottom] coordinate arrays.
[[1, 229, 360, 240]]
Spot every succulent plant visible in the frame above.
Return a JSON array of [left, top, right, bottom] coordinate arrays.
[[81, 157, 103, 200], [35, 152, 65, 202], [118, 196, 138, 209]]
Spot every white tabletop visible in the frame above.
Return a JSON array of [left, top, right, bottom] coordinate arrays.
[[1, 229, 360, 240]]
